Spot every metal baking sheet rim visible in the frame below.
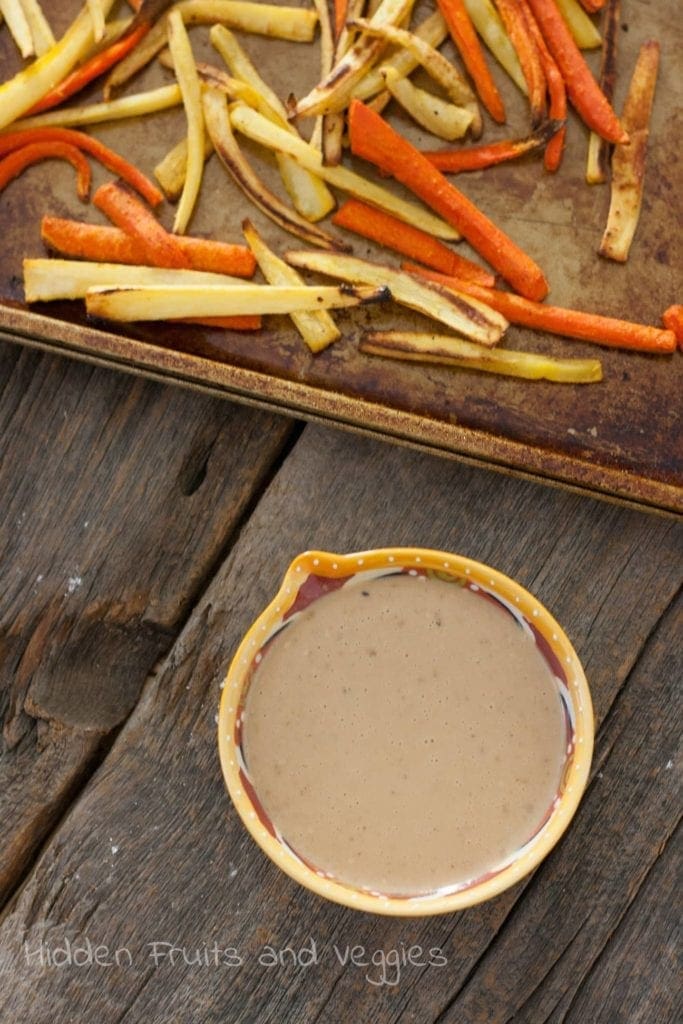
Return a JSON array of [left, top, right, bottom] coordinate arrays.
[[2, 304, 680, 517]]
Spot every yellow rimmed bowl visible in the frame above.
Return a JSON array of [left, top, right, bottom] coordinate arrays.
[[218, 547, 593, 916]]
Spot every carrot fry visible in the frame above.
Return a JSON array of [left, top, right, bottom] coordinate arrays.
[[518, 0, 567, 171], [579, 0, 605, 11], [333, 0, 347, 41], [404, 264, 677, 353], [93, 181, 192, 269], [332, 199, 494, 284], [599, 40, 659, 263], [423, 121, 560, 173], [27, 24, 150, 115], [0, 127, 163, 206], [0, 142, 91, 200], [525, 0, 626, 142], [494, 0, 546, 125], [349, 100, 549, 300], [437, 0, 506, 123], [177, 315, 262, 329], [662, 307, 683, 349], [586, 0, 620, 184], [41, 216, 256, 277]]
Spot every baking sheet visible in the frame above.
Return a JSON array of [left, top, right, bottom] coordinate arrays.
[[1, 0, 681, 513]]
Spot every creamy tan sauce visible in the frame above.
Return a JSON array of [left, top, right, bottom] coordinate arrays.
[[243, 574, 566, 894]]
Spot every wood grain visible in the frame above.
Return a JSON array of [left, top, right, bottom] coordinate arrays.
[[0, 344, 293, 906], [0, 425, 679, 1022]]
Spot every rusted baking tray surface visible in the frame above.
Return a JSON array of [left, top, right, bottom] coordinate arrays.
[[1, 1, 681, 514]]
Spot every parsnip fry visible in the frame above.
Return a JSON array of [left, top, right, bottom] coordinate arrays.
[[167, 10, 204, 234], [243, 218, 340, 353], [353, 10, 448, 102], [293, 0, 416, 118], [153, 132, 213, 201], [322, 0, 367, 162], [599, 41, 660, 262], [9, 84, 181, 132], [381, 67, 474, 141], [24, 259, 243, 302], [202, 87, 344, 250], [85, 282, 390, 321], [586, 0, 620, 184], [360, 331, 603, 383], [462, 0, 526, 92], [286, 250, 507, 345], [210, 25, 334, 221], [230, 104, 461, 240], [555, 0, 601, 49], [1, 0, 34, 59], [19, 0, 55, 55], [0, 1, 116, 131], [105, 0, 318, 95], [86, 0, 106, 42]]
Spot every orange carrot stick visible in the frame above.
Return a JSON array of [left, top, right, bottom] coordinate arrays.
[[525, 0, 626, 142], [93, 182, 192, 269], [494, 0, 546, 125], [404, 264, 677, 353], [662, 306, 683, 349], [0, 143, 91, 200], [177, 315, 262, 330], [580, 1, 605, 12], [349, 99, 549, 300], [331, 199, 495, 284], [41, 216, 257, 277], [436, 0, 506, 123], [28, 24, 150, 115], [518, 0, 567, 171], [422, 121, 560, 173], [333, 0, 348, 42], [0, 128, 163, 206]]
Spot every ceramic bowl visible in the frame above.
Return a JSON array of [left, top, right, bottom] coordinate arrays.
[[218, 547, 593, 916]]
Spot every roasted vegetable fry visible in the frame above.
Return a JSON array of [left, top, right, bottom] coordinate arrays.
[[0, 0, 116, 131], [350, 17, 481, 134], [293, 0, 416, 118], [331, 199, 494, 283], [285, 250, 507, 345], [599, 41, 660, 262], [41, 216, 256, 277], [404, 264, 677, 353], [210, 25, 334, 221], [94, 181, 192, 269], [203, 88, 344, 251], [0, 128, 163, 205], [105, 0, 319, 96], [167, 9, 204, 234], [0, 141, 91, 199], [353, 10, 448, 102], [360, 331, 603, 382], [517, 0, 566, 171], [662, 307, 683, 348], [380, 67, 474, 141], [423, 120, 560, 173], [153, 132, 213, 201], [230, 104, 461, 240], [24, 259, 244, 301], [586, 0, 620, 184], [18, 0, 55, 55], [10, 84, 182, 132], [1, 0, 34, 58], [494, 0, 546, 126], [242, 218, 340, 352], [527, 0, 624, 142], [349, 100, 549, 300], [462, 0, 526, 93], [86, 0, 106, 42], [555, 0, 601, 48], [85, 282, 390, 321], [437, 0, 506, 123]]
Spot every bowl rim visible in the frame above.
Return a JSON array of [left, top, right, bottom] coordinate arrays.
[[217, 546, 594, 916]]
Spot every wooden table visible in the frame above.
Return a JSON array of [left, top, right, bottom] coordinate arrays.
[[0, 342, 680, 1023]]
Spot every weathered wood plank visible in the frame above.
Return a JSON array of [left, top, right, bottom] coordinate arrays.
[[0, 344, 293, 905], [0, 426, 679, 1023]]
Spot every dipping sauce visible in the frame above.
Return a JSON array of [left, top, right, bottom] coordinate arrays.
[[242, 573, 567, 895]]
